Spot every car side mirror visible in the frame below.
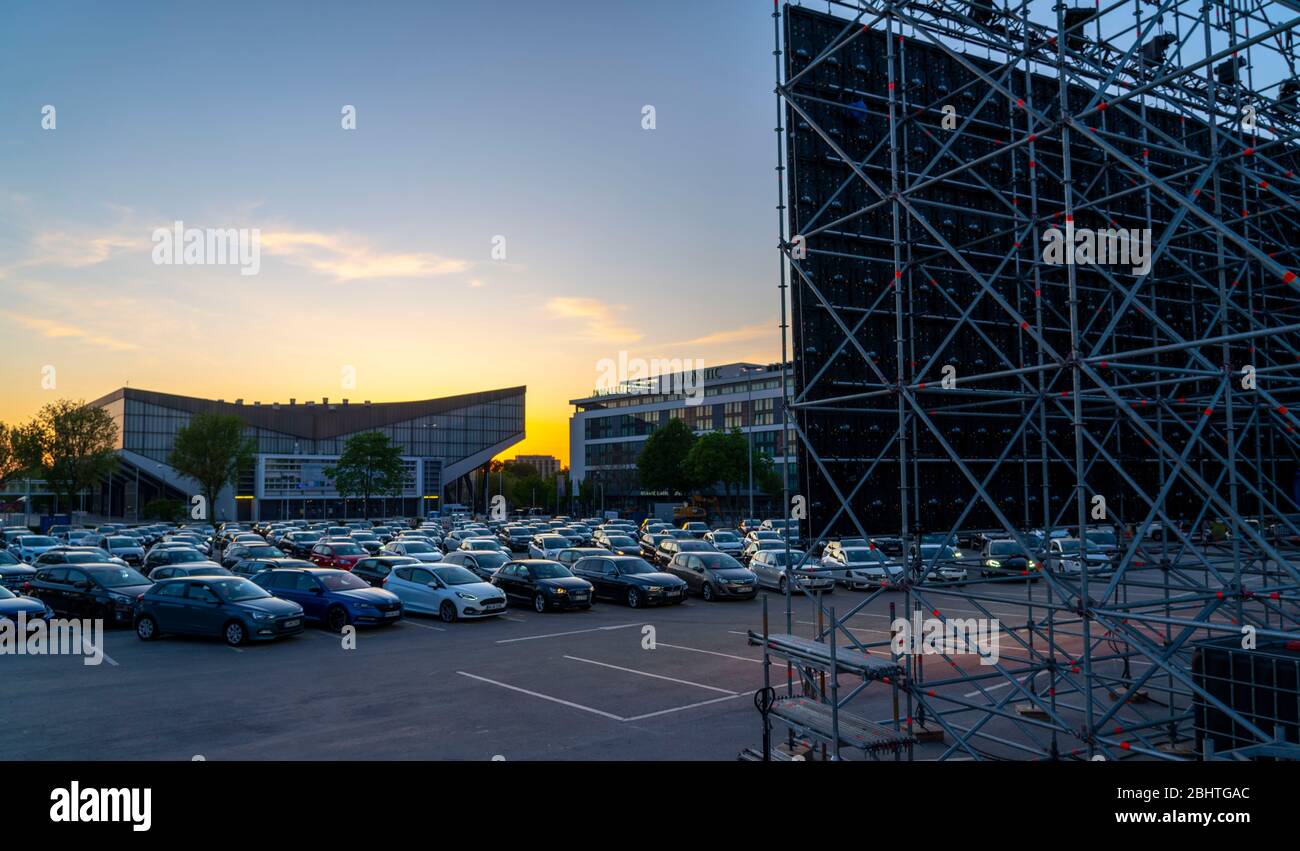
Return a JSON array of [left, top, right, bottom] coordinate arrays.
[[311, 587, 323, 594]]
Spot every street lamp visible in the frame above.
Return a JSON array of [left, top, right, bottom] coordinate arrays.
[[740, 366, 762, 522]]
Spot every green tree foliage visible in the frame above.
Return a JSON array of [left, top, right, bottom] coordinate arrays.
[[636, 418, 698, 497], [169, 413, 255, 528], [20, 400, 120, 513], [325, 432, 407, 520]]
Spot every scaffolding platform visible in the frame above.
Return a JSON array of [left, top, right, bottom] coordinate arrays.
[[769, 696, 914, 754], [748, 630, 901, 680]]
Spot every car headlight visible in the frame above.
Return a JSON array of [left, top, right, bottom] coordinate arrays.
[[647, 586, 662, 593], [109, 593, 132, 604], [986, 559, 1001, 568], [552, 587, 567, 595], [455, 591, 477, 600], [251, 611, 275, 620]]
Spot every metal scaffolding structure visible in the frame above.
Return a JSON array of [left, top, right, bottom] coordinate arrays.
[[762, 0, 1300, 760]]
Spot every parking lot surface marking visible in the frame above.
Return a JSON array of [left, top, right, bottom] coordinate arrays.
[[495, 622, 641, 644], [562, 655, 739, 694], [622, 694, 744, 722], [456, 671, 625, 721], [654, 642, 762, 663]]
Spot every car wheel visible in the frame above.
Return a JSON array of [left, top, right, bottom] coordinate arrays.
[[702, 583, 715, 602], [135, 615, 159, 641], [627, 588, 642, 608], [223, 620, 247, 647], [440, 601, 458, 623], [326, 606, 349, 633], [778, 576, 788, 594], [534, 593, 548, 613]]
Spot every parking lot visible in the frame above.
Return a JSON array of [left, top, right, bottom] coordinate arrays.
[[9, 557, 1260, 761]]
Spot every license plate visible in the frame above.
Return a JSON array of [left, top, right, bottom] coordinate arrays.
[[283, 619, 300, 628], [384, 610, 400, 617], [573, 593, 588, 600], [666, 589, 681, 596]]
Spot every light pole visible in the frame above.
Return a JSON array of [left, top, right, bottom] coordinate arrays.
[[742, 366, 759, 522]]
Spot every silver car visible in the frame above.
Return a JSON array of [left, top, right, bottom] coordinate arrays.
[[11, 535, 60, 563], [822, 546, 904, 590], [749, 549, 834, 593]]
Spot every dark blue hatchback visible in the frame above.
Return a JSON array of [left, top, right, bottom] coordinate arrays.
[[0, 586, 52, 623], [252, 568, 403, 632]]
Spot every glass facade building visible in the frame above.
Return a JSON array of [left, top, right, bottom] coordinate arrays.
[[90, 387, 525, 522]]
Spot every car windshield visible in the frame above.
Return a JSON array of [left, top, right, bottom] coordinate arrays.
[[711, 532, 739, 542], [21, 536, 56, 547], [432, 566, 479, 585], [765, 551, 807, 566], [540, 536, 568, 547], [1086, 532, 1116, 545], [320, 572, 368, 591], [530, 563, 572, 579], [107, 537, 137, 547], [0, 587, 13, 599], [0, 551, 17, 564], [210, 578, 271, 601], [754, 531, 780, 540], [613, 559, 657, 574], [679, 541, 710, 550], [696, 553, 748, 571], [606, 536, 636, 547], [296, 533, 321, 542], [475, 553, 510, 569], [244, 546, 282, 556], [331, 544, 365, 555], [167, 550, 206, 563], [66, 553, 104, 563], [843, 548, 885, 564], [989, 541, 1024, 556], [188, 566, 231, 576], [401, 543, 434, 554], [93, 567, 149, 587]]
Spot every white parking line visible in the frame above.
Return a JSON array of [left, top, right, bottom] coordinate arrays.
[[655, 642, 762, 664], [623, 694, 743, 721], [495, 623, 640, 645], [402, 620, 447, 632], [84, 640, 118, 666], [456, 671, 624, 721], [563, 655, 737, 694]]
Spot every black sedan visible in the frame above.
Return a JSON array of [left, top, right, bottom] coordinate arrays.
[[352, 555, 420, 587], [0, 549, 35, 591], [571, 555, 686, 608], [27, 564, 154, 625], [490, 560, 593, 613]]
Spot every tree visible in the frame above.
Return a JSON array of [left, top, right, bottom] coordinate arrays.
[[20, 400, 119, 513], [685, 430, 749, 513], [169, 413, 255, 529], [325, 432, 406, 520], [0, 424, 28, 488], [637, 418, 699, 498]]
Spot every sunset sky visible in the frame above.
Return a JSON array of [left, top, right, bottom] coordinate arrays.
[[0, 0, 782, 464]]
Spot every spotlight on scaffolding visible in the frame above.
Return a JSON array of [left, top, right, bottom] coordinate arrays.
[[1060, 4, 1098, 52], [1216, 55, 1247, 85], [968, 0, 996, 27], [1139, 32, 1178, 66]]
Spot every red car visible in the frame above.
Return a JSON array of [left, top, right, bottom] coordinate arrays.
[[308, 540, 368, 571]]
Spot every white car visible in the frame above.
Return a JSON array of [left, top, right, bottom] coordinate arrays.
[[459, 536, 505, 553], [382, 563, 507, 622], [822, 546, 904, 589], [381, 540, 444, 563], [703, 530, 744, 554], [528, 534, 572, 560], [1046, 538, 1112, 574]]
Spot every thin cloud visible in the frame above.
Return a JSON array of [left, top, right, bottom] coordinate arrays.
[[669, 321, 776, 348], [3, 311, 141, 351], [546, 297, 643, 344], [260, 229, 470, 282]]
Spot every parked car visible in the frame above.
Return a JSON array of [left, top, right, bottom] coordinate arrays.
[[554, 547, 608, 569], [654, 537, 716, 568], [571, 554, 687, 607], [0, 585, 53, 623], [665, 551, 758, 601], [740, 538, 786, 565], [703, 530, 744, 555], [979, 539, 1040, 578], [0, 549, 36, 591], [253, 567, 402, 631], [10, 535, 61, 563], [351, 555, 420, 587], [639, 532, 671, 560], [148, 562, 232, 580], [220, 543, 286, 568], [491, 560, 593, 613], [382, 563, 506, 623], [527, 534, 572, 560], [230, 557, 316, 579], [96, 535, 146, 566], [738, 519, 763, 535], [280, 531, 323, 558], [441, 550, 512, 581], [144, 546, 212, 572], [381, 540, 444, 563], [750, 549, 833, 594], [912, 544, 971, 583], [598, 534, 641, 557], [34, 546, 128, 570], [134, 576, 304, 646], [680, 521, 710, 539], [459, 537, 505, 553], [1045, 538, 1111, 575], [28, 564, 153, 625], [821, 545, 904, 589], [309, 541, 369, 571]]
